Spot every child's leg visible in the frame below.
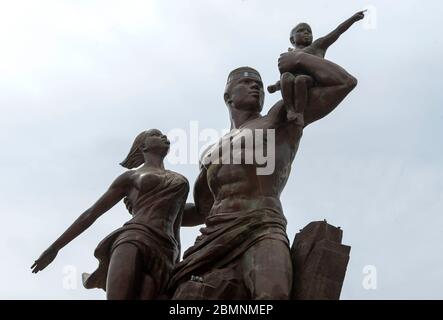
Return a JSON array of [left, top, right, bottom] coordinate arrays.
[[267, 80, 281, 93], [280, 72, 297, 118], [286, 75, 314, 125], [293, 75, 314, 114], [279, 51, 357, 126]]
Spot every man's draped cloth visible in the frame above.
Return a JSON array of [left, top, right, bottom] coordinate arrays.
[[169, 204, 289, 291]]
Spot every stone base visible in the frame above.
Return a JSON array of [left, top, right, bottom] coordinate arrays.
[[291, 221, 351, 300]]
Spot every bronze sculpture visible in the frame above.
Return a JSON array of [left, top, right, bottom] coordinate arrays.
[[31, 129, 189, 299], [268, 10, 365, 123], [31, 11, 364, 300], [170, 44, 359, 298]]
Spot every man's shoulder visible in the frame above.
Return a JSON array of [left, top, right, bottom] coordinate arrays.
[[264, 100, 304, 135], [265, 100, 286, 125], [199, 143, 217, 169]]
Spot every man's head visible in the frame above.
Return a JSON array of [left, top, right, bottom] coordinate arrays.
[[224, 67, 264, 113], [290, 22, 313, 47]]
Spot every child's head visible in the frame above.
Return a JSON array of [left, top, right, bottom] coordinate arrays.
[[290, 23, 313, 47]]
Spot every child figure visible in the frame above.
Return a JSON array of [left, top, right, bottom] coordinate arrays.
[[268, 11, 365, 122]]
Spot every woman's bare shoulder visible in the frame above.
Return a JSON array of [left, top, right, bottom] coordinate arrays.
[[111, 169, 137, 189]]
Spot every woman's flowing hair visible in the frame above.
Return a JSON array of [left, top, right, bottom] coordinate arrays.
[[120, 131, 149, 169]]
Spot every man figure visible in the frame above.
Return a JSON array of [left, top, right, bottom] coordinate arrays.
[[171, 51, 358, 299]]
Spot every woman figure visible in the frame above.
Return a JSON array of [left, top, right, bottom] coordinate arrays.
[[31, 129, 189, 300]]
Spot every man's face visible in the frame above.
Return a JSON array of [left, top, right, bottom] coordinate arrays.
[[292, 24, 313, 47], [226, 77, 264, 112]]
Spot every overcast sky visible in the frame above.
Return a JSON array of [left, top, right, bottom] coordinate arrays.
[[1, 0, 442, 299]]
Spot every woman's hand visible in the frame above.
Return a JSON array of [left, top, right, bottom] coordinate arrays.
[[31, 247, 58, 273]]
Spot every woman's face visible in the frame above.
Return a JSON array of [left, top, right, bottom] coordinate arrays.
[[143, 129, 170, 156]]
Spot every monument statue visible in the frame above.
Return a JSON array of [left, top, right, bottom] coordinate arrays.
[[170, 21, 361, 296], [32, 11, 364, 300], [268, 11, 365, 123], [31, 129, 189, 299], [168, 11, 365, 300]]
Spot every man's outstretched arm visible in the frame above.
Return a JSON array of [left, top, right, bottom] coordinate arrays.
[[278, 51, 357, 127]]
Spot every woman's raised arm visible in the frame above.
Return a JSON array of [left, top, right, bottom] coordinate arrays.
[[31, 171, 133, 273]]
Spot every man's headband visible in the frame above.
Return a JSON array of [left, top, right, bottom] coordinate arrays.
[[226, 67, 262, 85]]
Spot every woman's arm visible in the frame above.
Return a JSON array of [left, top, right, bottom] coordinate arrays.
[[31, 171, 133, 273]]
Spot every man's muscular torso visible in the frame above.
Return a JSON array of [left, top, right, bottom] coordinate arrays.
[[198, 101, 303, 217]]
